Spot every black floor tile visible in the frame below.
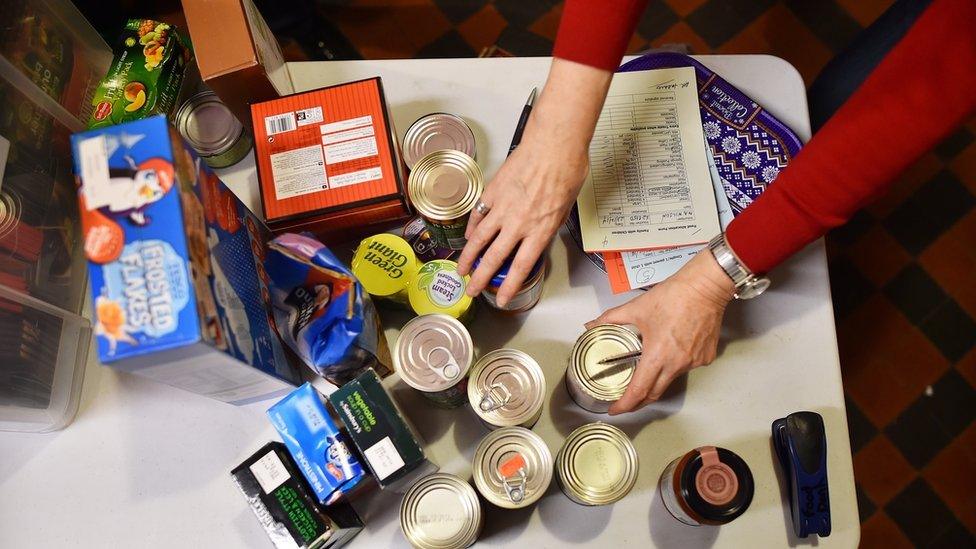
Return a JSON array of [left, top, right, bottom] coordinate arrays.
[[495, 26, 554, 57], [783, 0, 863, 53], [685, 0, 776, 48], [635, 0, 680, 40], [934, 126, 975, 162], [828, 256, 876, 320], [416, 30, 477, 59], [885, 394, 954, 469], [828, 209, 875, 247], [883, 263, 947, 327], [492, 0, 556, 29], [924, 369, 976, 441], [845, 394, 878, 454], [856, 484, 876, 523], [431, 0, 485, 24], [885, 478, 960, 547], [929, 519, 976, 549], [883, 170, 976, 256], [920, 300, 976, 362]]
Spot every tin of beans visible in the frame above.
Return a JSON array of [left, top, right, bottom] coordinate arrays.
[[407, 150, 483, 250], [400, 473, 482, 549], [555, 422, 639, 506], [468, 349, 546, 429], [472, 427, 553, 509], [394, 314, 473, 408], [175, 90, 252, 168], [566, 324, 641, 413]]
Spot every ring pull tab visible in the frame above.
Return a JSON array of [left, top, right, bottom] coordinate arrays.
[[426, 346, 461, 381], [498, 453, 528, 504], [478, 383, 512, 412]]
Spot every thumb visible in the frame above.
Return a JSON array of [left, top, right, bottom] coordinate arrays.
[[585, 304, 633, 330]]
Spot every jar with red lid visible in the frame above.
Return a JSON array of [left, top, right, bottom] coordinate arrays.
[[659, 446, 754, 526]]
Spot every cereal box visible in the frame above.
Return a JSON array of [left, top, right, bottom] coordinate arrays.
[[71, 115, 301, 404]]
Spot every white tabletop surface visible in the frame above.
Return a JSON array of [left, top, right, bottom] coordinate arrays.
[[0, 56, 858, 548]]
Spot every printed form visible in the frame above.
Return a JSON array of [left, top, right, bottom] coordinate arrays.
[[577, 66, 719, 252]]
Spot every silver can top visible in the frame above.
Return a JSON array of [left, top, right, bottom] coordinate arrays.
[[472, 427, 553, 509], [175, 90, 243, 156], [408, 150, 483, 221], [556, 422, 639, 506], [403, 113, 477, 169], [400, 473, 482, 549], [395, 314, 473, 392], [569, 324, 641, 403], [467, 349, 546, 427]]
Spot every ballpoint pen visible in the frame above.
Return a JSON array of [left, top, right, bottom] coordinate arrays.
[[597, 349, 642, 366], [507, 87, 537, 156]]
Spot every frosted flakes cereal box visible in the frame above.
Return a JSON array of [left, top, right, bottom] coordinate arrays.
[[71, 115, 301, 404]]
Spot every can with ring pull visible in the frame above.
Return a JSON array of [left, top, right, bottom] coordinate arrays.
[[394, 314, 474, 408]]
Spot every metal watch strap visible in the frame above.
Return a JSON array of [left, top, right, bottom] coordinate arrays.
[[707, 233, 769, 300]]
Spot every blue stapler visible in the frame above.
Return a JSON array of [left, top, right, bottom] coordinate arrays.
[[772, 411, 831, 538]]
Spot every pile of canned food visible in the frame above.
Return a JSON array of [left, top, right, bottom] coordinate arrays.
[[350, 112, 755, 548]]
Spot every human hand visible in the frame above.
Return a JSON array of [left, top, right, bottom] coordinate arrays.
[[457, 58, 613, 307], [585, 250, 736, 415]]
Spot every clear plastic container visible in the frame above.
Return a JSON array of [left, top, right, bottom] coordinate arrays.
[[0, 0, 110, 432]]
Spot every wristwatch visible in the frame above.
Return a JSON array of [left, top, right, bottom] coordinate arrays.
[[707, 233, 770, 300]]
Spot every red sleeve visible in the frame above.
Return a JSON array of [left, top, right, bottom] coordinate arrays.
[[726, 0, 976, 274], [553, 0, 650, 71]]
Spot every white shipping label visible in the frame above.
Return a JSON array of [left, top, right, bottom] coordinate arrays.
[[250, 450, 291, 494], [270, 144, 328, 200], [363, 436, 405, 481], [329, 167, 382, 188], [77, 135, 112, 209], [321, 115, 373, 135], [265, 112, 297, 136], [322, 125, 375, 145], [323, 136, 378, 165], [296, 107, 324, 127]]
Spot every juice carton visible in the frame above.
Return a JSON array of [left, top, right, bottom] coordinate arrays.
[[71, 115, 301, 404]]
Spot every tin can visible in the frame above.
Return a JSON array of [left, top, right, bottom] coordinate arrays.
[[555, 422, 639, 506], [403, 113, 477, 169], [659, 446, 754, 526], [477, 255, 547, 313], [472, 427, 553, 509], [400, 473, 482, 549], [175, 90, 252, 168], [395, 314, 474, 408], [468, 349, 546, 429], [401, 216, 457, 262], [407, 150, 483, 250], [566, 324, 641, 413], [408, 260, 475, 322], [352, 233, 420, 304]]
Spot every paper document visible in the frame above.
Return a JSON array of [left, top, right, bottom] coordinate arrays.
[[577, 66, 719, 252]]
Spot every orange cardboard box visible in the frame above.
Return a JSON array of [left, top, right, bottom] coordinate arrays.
[[250, 77, 411, 243]]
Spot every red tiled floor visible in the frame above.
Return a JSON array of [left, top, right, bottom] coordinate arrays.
[[717, 5, 833, 84], [835, 0, 896, 27], [663, 0, 709, 18], [458, 4, 508, 52], [959, 348, 976, 390], [951, 141, 976, 196], [840, 295, 950, 427], [328, 0, 451, 59], [527, 4, 562, 42], [920, 211, 976, 321], [650, 21, 713, 55], [846, 225, 912, 287], [923, 424, 976, 535], [855, 435, 917, 506], [860, 511, 915, 549]]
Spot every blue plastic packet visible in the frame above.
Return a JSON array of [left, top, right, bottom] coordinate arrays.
[[267, 382, 368, 505], [265, 233, 393, 386]]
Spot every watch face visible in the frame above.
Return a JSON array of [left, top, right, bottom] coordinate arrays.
[[737, 278, 771, 299]]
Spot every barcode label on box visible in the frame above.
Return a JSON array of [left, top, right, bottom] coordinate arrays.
[[250, 450, 290, 494], [363, 436, 404, 481], [265, 113, 297, 135]]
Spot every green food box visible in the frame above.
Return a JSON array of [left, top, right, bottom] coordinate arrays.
[[328, 368, 434, 490], [87, 19, 193, 129], [231, 442, 363, 549]]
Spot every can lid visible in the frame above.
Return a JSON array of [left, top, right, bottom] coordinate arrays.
[[400, 473, 481, 549], [472, 427, 553, 509], [408, 150, 483, 221], [351, 234, 419, 297], [408, 260, 474, 319], [473, 255, 544, 289], [569, 325, 641, 402], [679, 446, 754, 523], [557, 422, 638, 505], [395, 314, 473, 392], [403, 113, 477, 168], [176, 91, 242, 156], [468, 349, 546, 427]]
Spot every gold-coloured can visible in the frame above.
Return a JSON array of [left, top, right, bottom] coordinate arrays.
[[467, 349, 546, 429], [400, 473, 482, 549], [402, 113, 477, 169], [566, 324, 641, 413], [472, 427, 553, 509], [555, 422, 639, 506], [407, 150, 483, 250]]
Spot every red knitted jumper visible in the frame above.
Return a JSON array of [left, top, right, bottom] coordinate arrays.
[[553, 0, 976, 273]]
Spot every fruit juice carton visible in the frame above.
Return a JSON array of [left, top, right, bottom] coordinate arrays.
[[71, 115, 301, 404], [87, 19, 194, 129]]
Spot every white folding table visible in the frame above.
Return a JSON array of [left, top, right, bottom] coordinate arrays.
[[0, 56, 858, 548]]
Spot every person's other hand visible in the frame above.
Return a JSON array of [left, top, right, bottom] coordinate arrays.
[[457, 58, 613, 307], [585, 250, 736, 415]]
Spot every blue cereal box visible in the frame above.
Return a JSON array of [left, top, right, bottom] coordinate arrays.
[[71, 115, 301, 404]]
